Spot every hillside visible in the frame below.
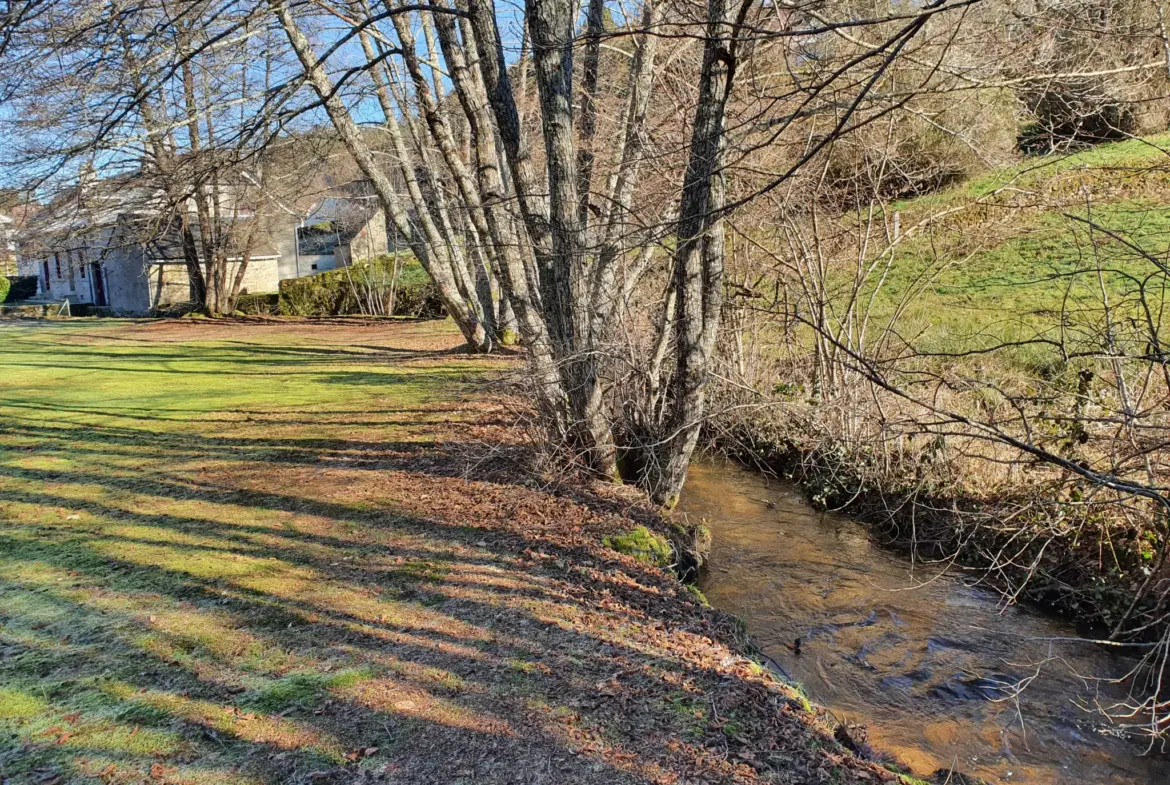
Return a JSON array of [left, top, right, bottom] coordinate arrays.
[[860, 136, 1170, 365]]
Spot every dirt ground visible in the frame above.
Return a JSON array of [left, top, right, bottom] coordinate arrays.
[[0, 318, 899, 785]]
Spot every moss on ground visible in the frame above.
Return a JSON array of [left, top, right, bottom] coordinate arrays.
[[602, 525, 673, 568]]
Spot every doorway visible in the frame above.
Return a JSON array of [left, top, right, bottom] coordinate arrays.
[[90, 263, 107, 306]]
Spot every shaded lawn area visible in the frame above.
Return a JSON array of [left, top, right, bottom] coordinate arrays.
[[0, 319, 880, 785]]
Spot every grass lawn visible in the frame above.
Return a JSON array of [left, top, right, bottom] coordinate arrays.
[[0, 318, 876, 785]]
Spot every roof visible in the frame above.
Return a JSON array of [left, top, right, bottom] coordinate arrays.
[[20, 172, 259, 255], [302, 196, 380, 243], [144, 221, 280, 262]]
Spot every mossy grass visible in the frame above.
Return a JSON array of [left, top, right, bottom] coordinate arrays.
[[602, 525, 673, 568]]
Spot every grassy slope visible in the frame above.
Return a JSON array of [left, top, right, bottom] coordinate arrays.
[[861, 135, 1170, 363], [0, 319, 885, 785]]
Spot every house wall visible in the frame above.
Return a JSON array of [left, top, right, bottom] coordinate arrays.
[[103, 247, 151, 314], [348, 211, 388, 264], [17, 227, 138, 308], [15, 255, 38, 279], [148, 264, 191, 307], [147, 256, 280, 310], [298, 253, 342, 276], [276, 222, 341, 280], [274, 216, 301, 281], [278, 207, 389, 281], [332, 212, 388, 269], [26, 248, 101, 305], [236, 256, 280, 295]]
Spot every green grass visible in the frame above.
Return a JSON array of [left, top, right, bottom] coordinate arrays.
[[821, 136, 1170, 367], [0, 319, 499, 784]]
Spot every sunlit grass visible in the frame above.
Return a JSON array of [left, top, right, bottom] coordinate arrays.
[[0, 319, 506, 783], [812, 136, 1170, 366]]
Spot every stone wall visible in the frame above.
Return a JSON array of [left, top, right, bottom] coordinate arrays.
[[147, 256, 280, 311]]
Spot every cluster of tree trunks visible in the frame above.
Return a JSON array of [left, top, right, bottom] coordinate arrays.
[[268, 0, 749, 504]]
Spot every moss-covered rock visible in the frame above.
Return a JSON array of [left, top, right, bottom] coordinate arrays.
[[603, 526, 673, 568]]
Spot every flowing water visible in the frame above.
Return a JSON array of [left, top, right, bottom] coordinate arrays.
[[679, 461, 1169, 785]]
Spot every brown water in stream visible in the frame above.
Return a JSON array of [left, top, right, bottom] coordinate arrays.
[[679, 461, 1169, 785]]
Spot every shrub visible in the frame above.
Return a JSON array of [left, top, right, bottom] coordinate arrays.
[[1018, 83, 1137, 154], [1013, 0, 1169, 153], [278, 255, 444, 317], [819, 89, 1018, 203], [235, 293, 279, 315], [10, 276, 37, 301], [602, 526, 674, 568], [0, 276, 9, 304]]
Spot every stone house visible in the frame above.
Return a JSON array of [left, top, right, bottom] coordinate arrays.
[[18, 182, 282, 314], [276, 194, 391, 281], [18, 178, 390, 314]]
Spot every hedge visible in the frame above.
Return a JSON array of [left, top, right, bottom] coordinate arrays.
[[278, 255, 444, 318], [3, 276, 39, 303]]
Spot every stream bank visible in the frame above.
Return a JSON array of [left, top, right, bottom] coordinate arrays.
[[712, 427, 1167, 651]]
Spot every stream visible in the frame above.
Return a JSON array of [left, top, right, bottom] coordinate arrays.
[[678, 460, 1169, 785]]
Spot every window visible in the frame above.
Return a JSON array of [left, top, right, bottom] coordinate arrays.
[[54, 253, 62, 277]]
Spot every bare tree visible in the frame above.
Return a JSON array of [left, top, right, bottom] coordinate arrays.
[[1, 0, 324, 315], [3, 0, 998, 503]]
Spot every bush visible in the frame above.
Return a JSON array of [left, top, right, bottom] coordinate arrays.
[[278, 255, 445, 317], [1018, 84, 1137, 154], [1013, 0, 1169, 154], [0, 276, 9, 304], [7, 276, 38, 302], [235, 293, 279, 315], [819, 90, 1018, 203]]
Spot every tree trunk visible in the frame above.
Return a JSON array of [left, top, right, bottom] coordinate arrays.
[[270, 0, 492, 352], [590, 0, 660, 338], [520, 0, 618, 477], [647, 0, 737, 507], [433, 0, 569, 406], [576, 0, 604, 227]]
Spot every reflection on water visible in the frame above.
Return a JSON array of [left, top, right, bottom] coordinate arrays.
[[680, 460, 1168, 785]]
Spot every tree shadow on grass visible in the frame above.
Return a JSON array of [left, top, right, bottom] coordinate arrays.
[[0, 326, 857, 785], [0, 453, 834, 785]]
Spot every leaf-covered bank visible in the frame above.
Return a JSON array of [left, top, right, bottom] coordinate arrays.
[[0, 319, 908, 785]]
